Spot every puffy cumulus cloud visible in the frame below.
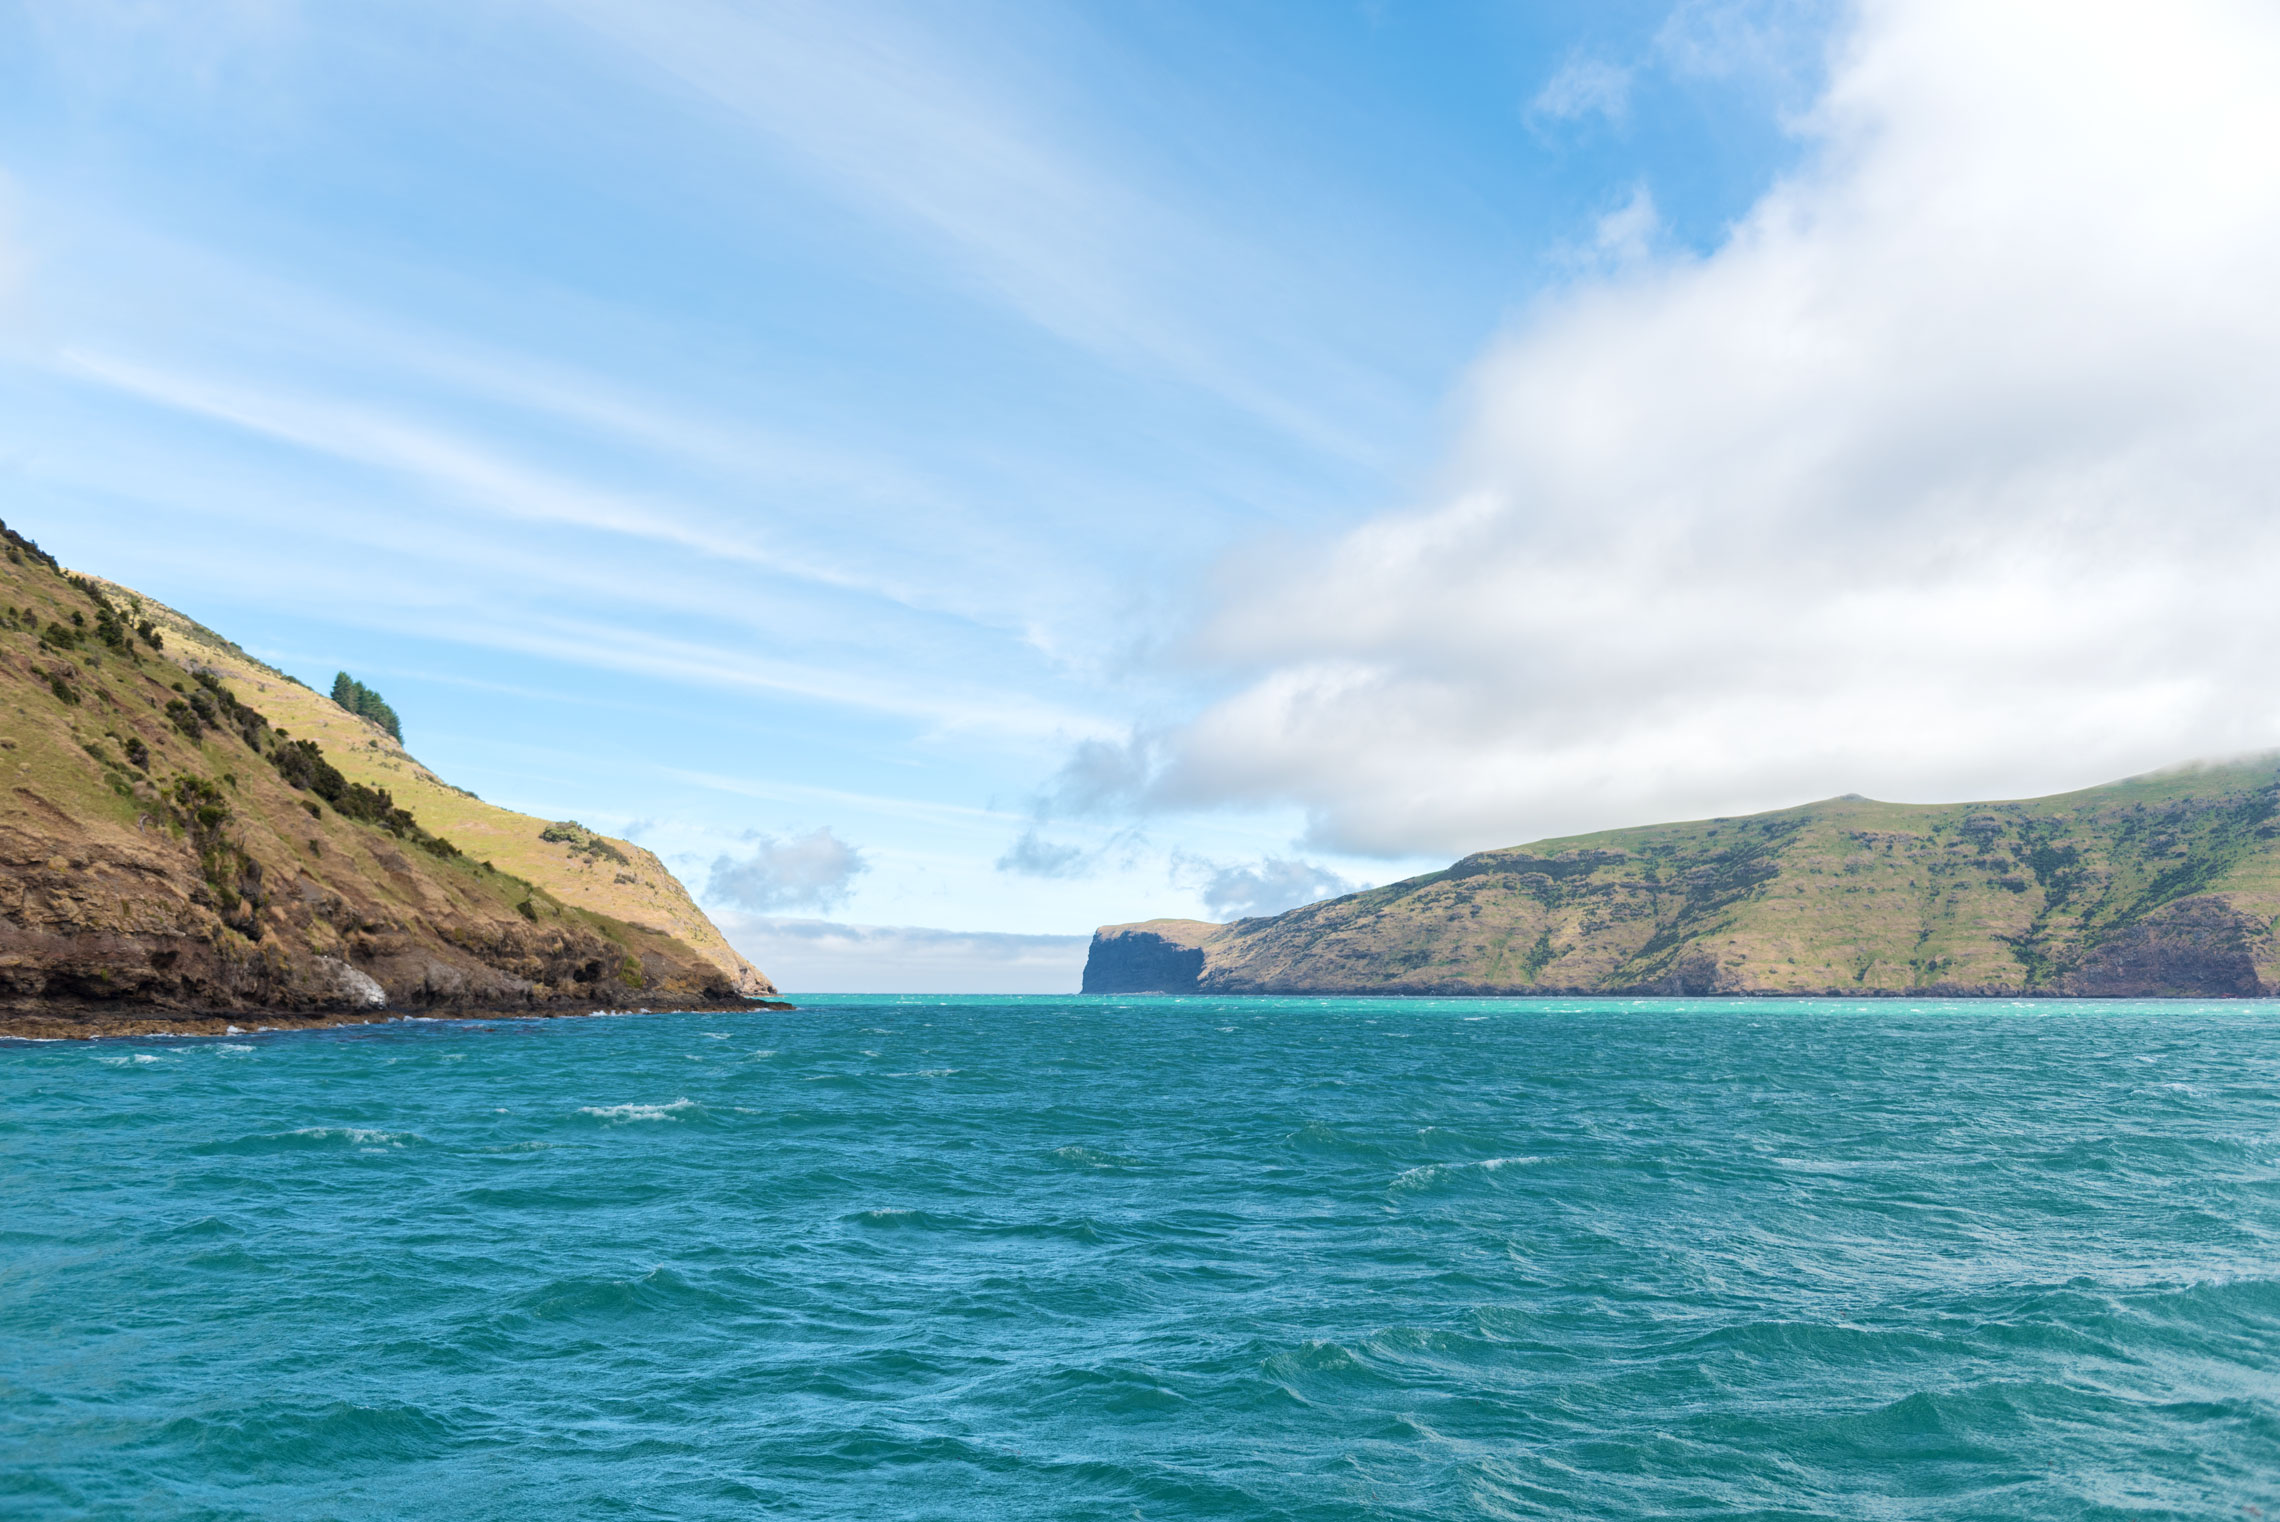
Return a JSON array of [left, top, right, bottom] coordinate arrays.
[[1131, 0, 2280, 857], [706, 827, 865, 911], [1179, 855, 1358, 921]]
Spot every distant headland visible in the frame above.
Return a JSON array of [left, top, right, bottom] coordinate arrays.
[[1085, 764, 2280, 997]]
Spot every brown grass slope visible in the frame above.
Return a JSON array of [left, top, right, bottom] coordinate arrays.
[[1086, 763, 2280, 996], [85, 570, 770, 998], [0, 521, 776, 1037]]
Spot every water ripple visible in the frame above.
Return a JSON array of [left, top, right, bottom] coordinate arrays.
[[4, 996, 2279, 1517]]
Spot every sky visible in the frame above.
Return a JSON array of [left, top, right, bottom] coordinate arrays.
[[5, 1, 2276, 991]]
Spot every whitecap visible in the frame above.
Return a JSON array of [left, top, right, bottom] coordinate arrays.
[[578, 1099, 699, 1123], [1391, 1156, 1543, 1189], [217, 1044, 255, 1055], [292, 1126, 416, 1147]]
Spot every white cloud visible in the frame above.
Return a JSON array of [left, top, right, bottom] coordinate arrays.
[[1587, 185, 1660, 269], [717, 914, 1086, 993], [707, 827, 867, 911], [549, 0, 1364, 456], [1179, 855, 1356, 921], [1529, 55, 1633, 126], [995, 827, 1091, 879], [1125, 0, 2280, 856], [1654, 0, 1834, 91]]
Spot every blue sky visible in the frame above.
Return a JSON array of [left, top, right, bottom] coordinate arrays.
[[0, 1, 1828, 985], [12, 2, 2273, 991]]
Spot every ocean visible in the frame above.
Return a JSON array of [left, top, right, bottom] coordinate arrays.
[[3, 996, 2276, 1519]]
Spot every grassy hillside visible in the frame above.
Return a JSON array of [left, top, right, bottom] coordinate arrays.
[[0, 520, 773, 1036], [84, 572, 768, 997], [1086, 763, 2280, 996]]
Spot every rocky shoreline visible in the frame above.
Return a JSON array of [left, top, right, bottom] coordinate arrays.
[[0, 996, 797, 1042]]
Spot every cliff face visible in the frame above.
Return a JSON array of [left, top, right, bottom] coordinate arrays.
[[1081, 919, 1218, 993], [0, 522, 776, 1037], [1084, 764, 2280, 997]]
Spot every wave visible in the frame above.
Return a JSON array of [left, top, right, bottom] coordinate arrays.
[[190, 1126, 422, 1155], [577, 1098, 702, 1123], [1390, 1156, 1545, 1190]]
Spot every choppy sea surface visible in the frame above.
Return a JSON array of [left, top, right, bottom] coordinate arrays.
[[4, 996, 2279, 1519]]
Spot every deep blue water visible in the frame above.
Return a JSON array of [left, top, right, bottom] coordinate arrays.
[[4, 996, 2279, 1519]]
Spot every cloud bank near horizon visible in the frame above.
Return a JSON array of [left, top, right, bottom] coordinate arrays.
[[717, 914, 1087, 994], [1085, 0, 2280, 857]]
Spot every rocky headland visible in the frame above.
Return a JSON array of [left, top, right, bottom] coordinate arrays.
[[0, 519, 784, 1038]]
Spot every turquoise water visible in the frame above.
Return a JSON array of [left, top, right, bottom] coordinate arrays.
[[4, 997, 2278, 1519]]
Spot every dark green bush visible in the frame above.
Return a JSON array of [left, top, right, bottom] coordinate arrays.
[[540, 820, 631, 866], [189, 670, 271, 750]]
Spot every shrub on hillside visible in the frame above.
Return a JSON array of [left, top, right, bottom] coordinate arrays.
[[541, 820, 632, 866], [269, 735, 446, 850]]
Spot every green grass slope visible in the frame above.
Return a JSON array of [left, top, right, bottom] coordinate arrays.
[[1088, 763, 2280, 996]]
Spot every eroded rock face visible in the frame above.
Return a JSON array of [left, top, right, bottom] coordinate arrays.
[[2062, 897, 2269, 996], [0, 741, 751, 1035], [1081, 922, 1212, 994], [0, 816, 751, 1030], [317, 955, 388, 1008]]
